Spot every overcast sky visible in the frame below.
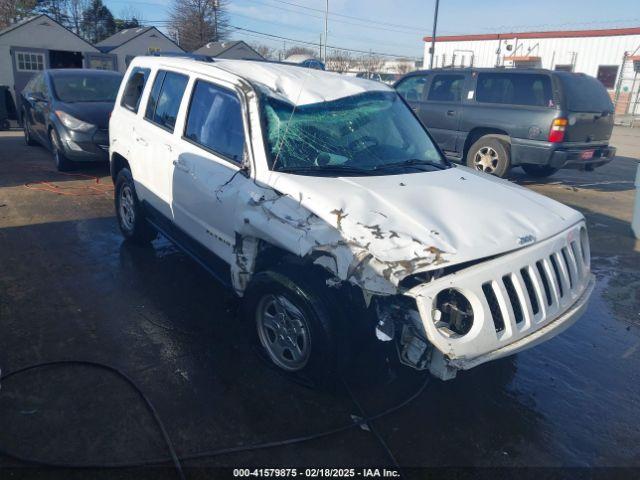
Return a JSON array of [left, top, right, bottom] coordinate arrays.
[[103, 0, 640, 58]]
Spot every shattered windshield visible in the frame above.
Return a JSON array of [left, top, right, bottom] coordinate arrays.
[[260, 91, 447, 175]]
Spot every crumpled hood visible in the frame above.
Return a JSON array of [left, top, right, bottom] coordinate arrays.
[[268, 165, 583, 278]]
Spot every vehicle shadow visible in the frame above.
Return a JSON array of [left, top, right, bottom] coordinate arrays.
[[508, 155, 638, 193]]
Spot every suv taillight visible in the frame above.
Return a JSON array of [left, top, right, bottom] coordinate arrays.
[[548, 118, 567, 143]]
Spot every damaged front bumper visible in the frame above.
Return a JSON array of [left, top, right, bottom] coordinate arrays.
[[396, 222, 594, 380]]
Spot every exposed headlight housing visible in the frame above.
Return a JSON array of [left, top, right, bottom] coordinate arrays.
[[55, 110, 93, 132], [433, 289, 474, 336]]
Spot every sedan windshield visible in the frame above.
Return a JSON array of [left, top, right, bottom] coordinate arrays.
[[52, 73, 122, 103], [261, 91, 447, 175]]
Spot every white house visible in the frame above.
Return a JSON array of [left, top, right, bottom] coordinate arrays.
[[424, 27, 640, 114], [95, 27, 183, 73], [0, 14, 111, 115]]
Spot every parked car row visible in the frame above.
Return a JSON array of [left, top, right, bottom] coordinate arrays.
[[20, 63, 616, 180]]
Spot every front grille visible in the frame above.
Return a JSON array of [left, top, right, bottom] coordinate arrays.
[[482, 237, 587, 334]]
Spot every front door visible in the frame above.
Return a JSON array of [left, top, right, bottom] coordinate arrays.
[[421, 73, 466, 155], [171, 78, 249, 264]]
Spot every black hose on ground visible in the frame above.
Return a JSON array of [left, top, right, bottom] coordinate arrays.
[[0, 360, 431, 478]]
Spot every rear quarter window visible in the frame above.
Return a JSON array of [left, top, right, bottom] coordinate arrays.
[[476, 72, 553, 107], [120, 67, 150, 112], [557, 73, 614, 113]]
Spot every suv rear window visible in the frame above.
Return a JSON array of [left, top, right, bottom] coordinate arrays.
[[144, 70, 188, 132], [120, 67, 150, 112], [557, 73, 614, 113], [476, 73, 553, 107]]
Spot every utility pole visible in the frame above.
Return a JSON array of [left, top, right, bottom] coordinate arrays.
[[429, 0, 440, 69], [323, 0, 329, 61]]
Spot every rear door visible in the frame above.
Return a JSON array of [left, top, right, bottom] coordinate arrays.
[[556, 73, 614, 143], [137, 69, 189, 220], [421, 73, 467, 154]]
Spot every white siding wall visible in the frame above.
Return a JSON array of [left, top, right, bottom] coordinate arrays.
[[111, 30, 182, 72], [424, 34, 640, 78]]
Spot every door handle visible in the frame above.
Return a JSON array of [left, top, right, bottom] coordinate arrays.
[[164, 144, 172, 152], [136, 136, 148, 146], [446, 110, 456, 116]]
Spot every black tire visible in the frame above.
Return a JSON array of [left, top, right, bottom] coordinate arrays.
[[521, 164, 559, 178], [23, 111, 37, 146], [114, 168, 157, 244], [466, 136, 511, 177], [242, 267, 342, 386], [49, 128, 73, 171]]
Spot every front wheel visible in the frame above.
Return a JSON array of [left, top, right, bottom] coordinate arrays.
[[466, 137, 511, 177], [243, 268, 340, 385], [521, 164, 558, 178], [115, 168, 157, 244], [49, 129, 73, 171], [23, 111, 36, 146]]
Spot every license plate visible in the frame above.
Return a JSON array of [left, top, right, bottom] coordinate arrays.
[[581, 150, 595, 160]]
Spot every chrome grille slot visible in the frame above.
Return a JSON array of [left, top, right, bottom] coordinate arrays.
[[536, 260, 553, 306], [520, 267, 540, 316], [502, 274, 524, 324], [570, 240, 583, 279], [549, 254, 564, 298], [561, 248, 574, 288], [482, 282, 505, 333]]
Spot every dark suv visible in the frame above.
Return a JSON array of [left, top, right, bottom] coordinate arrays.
[[394, 68, 616, 177]]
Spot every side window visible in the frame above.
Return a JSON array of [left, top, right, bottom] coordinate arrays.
[[121, 67, 150, 112], [145, 71, 188, 132], [396, 75, 427, 102], [184, 80, 245, 162], [476, 73, 553, 107], [427, 74, 465, 102]]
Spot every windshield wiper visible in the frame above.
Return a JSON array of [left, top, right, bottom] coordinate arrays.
[[277, 165, 377, 176], [373, 159, 448, 171]]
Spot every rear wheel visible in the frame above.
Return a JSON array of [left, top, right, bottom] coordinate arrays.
[[522, 164, 558, 178], [23, 111, 36, 146], [466, 137, 511, 177], [49, 129, 73, 171], [115, 168, 157, 244]]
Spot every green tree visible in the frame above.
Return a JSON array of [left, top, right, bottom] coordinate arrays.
[[80, 0, 115, 43]]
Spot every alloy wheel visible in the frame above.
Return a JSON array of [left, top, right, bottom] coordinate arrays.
[[256, 294, 311, 371], [473, 146, 499, 174], [119, 184, 136, 232]]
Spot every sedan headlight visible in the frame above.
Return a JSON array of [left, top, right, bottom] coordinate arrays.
[[55, 110, 94, 132], [433, 288, 474, 336]]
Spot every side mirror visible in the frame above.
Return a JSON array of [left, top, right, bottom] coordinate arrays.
[[27, 92, 46, 103]]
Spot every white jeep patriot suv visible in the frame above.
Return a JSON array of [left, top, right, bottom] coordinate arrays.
[[110, 56, 595, 381]]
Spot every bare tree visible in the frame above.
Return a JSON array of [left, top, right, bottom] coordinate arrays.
[[283, 46, 316, 59], [67, 0, 88, 34], [395, 61, 414, 75], [360, 53, 385, 74], [169, 0, 229, 52], [250, 42, 275, 60], [325, 49, 353, 73], [0, 0, 36, 29]]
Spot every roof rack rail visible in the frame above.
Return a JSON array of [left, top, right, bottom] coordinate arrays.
[[149, 52, 215, 62]]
